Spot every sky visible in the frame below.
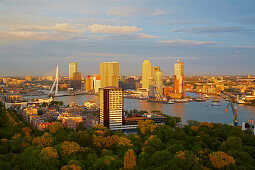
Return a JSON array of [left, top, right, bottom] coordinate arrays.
[[0, 0, 255, 76]]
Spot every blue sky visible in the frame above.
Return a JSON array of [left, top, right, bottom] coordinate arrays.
[[0, 0, 255, 76]]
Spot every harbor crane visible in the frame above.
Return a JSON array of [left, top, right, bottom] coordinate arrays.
[[225, 101, 238, 126]]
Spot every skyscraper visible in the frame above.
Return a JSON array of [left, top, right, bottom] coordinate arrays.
[[69, 62, 77, 80], [142, 60, 151, 89], [99, 87, 123, 129], [174, 59, 184, 94], [152, 66, 163, 97], [99, 62, 119, 88], [70, 72, 81, 90], [85, 75, 92, 91]]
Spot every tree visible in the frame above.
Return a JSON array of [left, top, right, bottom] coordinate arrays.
[[124, 149, 136, 169], [61, 141, 81, 155], [48, 122, 63, 134], [32, 132, 53, 147], [40, 147, 58, 160], [209, 151, 235, 169]]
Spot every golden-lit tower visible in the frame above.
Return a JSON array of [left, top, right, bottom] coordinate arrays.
[[174, 59, 184, 93], [142, 60, 151, 89], [69, 62, 77, 80], [99, 87, 123, 129], [152, 66, 163, 98], [99, 62, 119, 88]]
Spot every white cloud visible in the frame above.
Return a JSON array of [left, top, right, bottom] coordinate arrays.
[[13, 23, 85, 33], [0, 31, 81, 41], [149, 56, 199, 60], [136, 33, 158, 39], [160, 39, 226, 45], [108, 8, 140, 16], [152, 9, 167, 16], [88, 24, 142, 34], [224, 46, 255, 49]]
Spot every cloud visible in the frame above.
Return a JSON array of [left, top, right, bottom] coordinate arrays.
[[108, 7, 168, 16], [160, 39, 226, 45], [136, 33, 158, 39], [149, 56, 199, 60], [152, 9, 168, 16], [237, 17, 255, 25], [12, 23, 85, 33], [0, 31, 82, 41], [88, 24, 142, 34], [108, 8, 140, 16], [171, 26, 254, 33], [224, 46, 255, 49], [165, 20, 207, 25]]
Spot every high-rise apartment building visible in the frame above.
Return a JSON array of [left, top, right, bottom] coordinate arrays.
[[69, 62, 77, 80], [152, 66, 163, 96], [99, 62, 119, 88], [174, 60, 184, 94], [85, 75, 92, 91], [94, 75, 101, 93], [70, 72, 81, 90], [99, 87, 123, 129], [142, 60, 151, 89]]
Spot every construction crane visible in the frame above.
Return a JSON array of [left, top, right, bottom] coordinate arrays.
[[225, 102, 238, 126]]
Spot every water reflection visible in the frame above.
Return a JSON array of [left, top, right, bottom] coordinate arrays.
[[54, 94, 255, 124], [171, 103, 186, 118]]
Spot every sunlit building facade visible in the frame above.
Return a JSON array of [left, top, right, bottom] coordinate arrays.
[[99, 87, 123, 129], [152, 66, 163, 97], [174, 60, 184, 94], [142, 60, 151, 89], [69, 62, 77, 80], [99, 62, 119, 88]]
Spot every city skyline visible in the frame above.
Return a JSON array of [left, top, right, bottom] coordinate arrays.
[[1, 0, 255, 76]]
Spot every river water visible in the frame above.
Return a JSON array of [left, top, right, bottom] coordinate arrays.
[[53, 93, 255, 125]]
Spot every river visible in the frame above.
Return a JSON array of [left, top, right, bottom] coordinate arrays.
[[53, 93, 255, 125]]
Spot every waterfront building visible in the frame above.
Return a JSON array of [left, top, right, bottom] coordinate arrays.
[[99, 86, 123, 129], [70, 72, 81, 90], [69, 62, 77, 80], [25, 76, 32, 82], [99, 62, 119, 88], [94, 75, 101, 93], [142, 60, 151, 89], [152, 66, 163, 97], [85, 75, 92, 91], [174, 60, 184, 94]]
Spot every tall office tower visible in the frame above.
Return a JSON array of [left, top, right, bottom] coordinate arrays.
[[99, 62, 119, 88], [99, 87, 123, 129], [142, 60, 151, 89], [94, 75, 101, 93], [85, 75, 91, 91], [69, 62, 77, 80], [152, 66, 163, 96], [90, 76, 94, 90], [174, 59, 184, 94], [70, 72, 81, 90], [25, 76, 32, 82]]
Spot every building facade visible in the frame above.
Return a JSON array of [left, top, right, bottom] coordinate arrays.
[[174, 60, 184, 94], [99, 87, 123, 129], [142, 60, 152, 89], [69, 62, 77, 80], [99, 62, 119, 88]]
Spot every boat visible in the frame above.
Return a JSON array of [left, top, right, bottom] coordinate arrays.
[[146, 99, 168, 104], [237, 100, 245, 104], [212, 102, 221, 106], [168, 101, 175, 104], [196, 98, 204, 102], [212, 99, 220, 102]]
